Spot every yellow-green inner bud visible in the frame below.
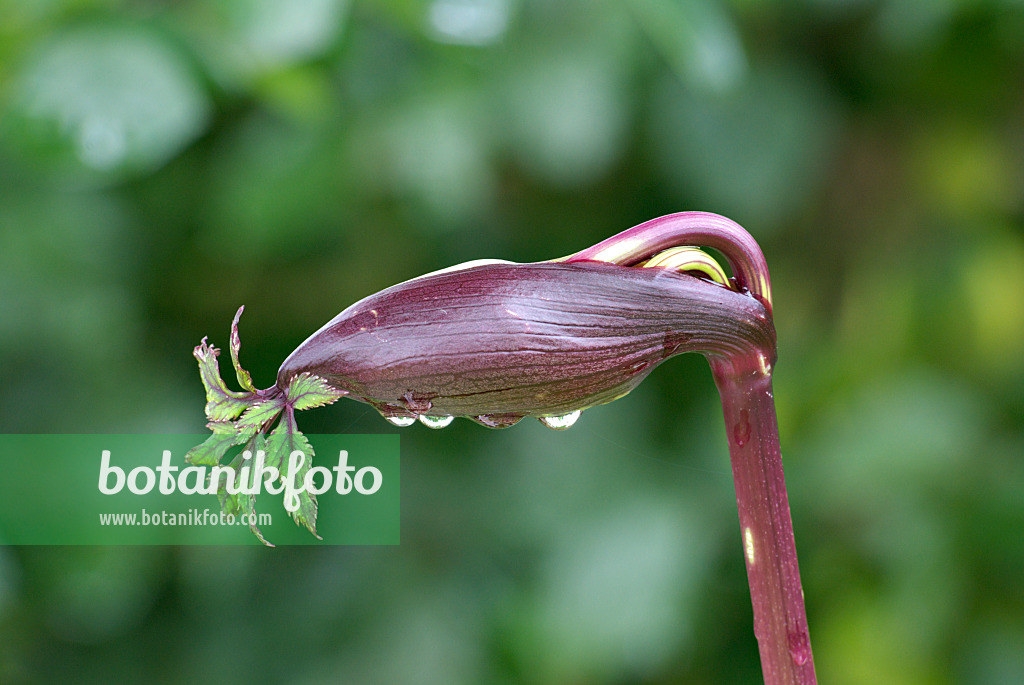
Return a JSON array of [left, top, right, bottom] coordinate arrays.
[[640, 246, 731, 288]]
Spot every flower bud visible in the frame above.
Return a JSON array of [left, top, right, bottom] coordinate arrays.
[[277, 260, 774, 428]]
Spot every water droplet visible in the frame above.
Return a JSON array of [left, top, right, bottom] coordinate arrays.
[[418, 414, 454, 429], [474, 414, 522, 429], [733, 409, 751, 447], [788, 631, 811, 666], [539, 410, 581, 430], [385, 415, 416, 427]]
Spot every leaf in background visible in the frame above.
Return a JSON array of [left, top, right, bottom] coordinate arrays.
[[627, 0, 746, 94], [500, 48, 628, 188], [193, 339, 251, 421], [202, 0, 349, 77], [264, 409, 320, 539], [230, 306, 257, 392], [6, 23, 210, 177], [285, 372, 347, 411], [650, 62, 838, 230]]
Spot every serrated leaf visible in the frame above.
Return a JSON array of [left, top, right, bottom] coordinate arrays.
[[230, 306, 257, 393], [286, 372, 347, 411], [185, 423, 240, 466], [217, 487, 272, 546], [216, 434, 273, 546], [194, 338, 252, 421], [217, 482, 244, 517], [236, 396, 286, 433], [264, 409, 320, 539], [218, 432, 265, 496]]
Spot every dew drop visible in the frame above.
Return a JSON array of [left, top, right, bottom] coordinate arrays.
[[385, 415, 416, 427], [418, 414, 454, 429], [539, 410, 581, 430], [788, 631, 812, 666], [733, 408, 751, 447]]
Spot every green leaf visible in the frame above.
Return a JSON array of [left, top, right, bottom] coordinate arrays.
[[235, 396, 287, 433], [217, 433, 257, 504], [230, 306, 257, 393], [217, 483, 271, 546], [627, 0, 746, 94], [7, 24, 211, 176], [264, 409, 320, 539], [184, 421, 242, 466], [285, 372, 347, 411], [218, 434, 273, 546], [194, 339, 251, 421], [188, 310, 334, 544]]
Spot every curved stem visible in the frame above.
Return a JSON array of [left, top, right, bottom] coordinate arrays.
[[709, 354, 816, 685], [563, 212, 811, 682], [561, 211, 774, 316]]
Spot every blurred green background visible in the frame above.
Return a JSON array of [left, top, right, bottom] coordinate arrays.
[[2, 0, 1024, 682]]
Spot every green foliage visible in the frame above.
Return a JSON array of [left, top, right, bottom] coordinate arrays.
[[264, 410, 320, 537], [186, 342, 280, 541], [183, 420, 245, 467], [286, 372, 348, 411], [186, 311, 343, 544], [230, 306, 258, 393], [193, 340, 251, 422], [4, 23, 210, 180]]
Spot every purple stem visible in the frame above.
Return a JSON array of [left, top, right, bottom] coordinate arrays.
[[564, 211, 774, 316], [570, 212, 814, 682], [709, 353, 816, 684]]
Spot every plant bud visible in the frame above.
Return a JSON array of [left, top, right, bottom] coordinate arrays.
[[277, 261, 774, 427]]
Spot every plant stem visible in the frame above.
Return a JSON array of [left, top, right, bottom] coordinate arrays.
[[710, 354, 816, 685]]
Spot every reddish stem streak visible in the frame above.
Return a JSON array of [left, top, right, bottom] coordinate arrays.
[[710, 354, 816, 685]]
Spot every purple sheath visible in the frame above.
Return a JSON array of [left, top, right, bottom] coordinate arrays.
[[277, 261, 774, 423]]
